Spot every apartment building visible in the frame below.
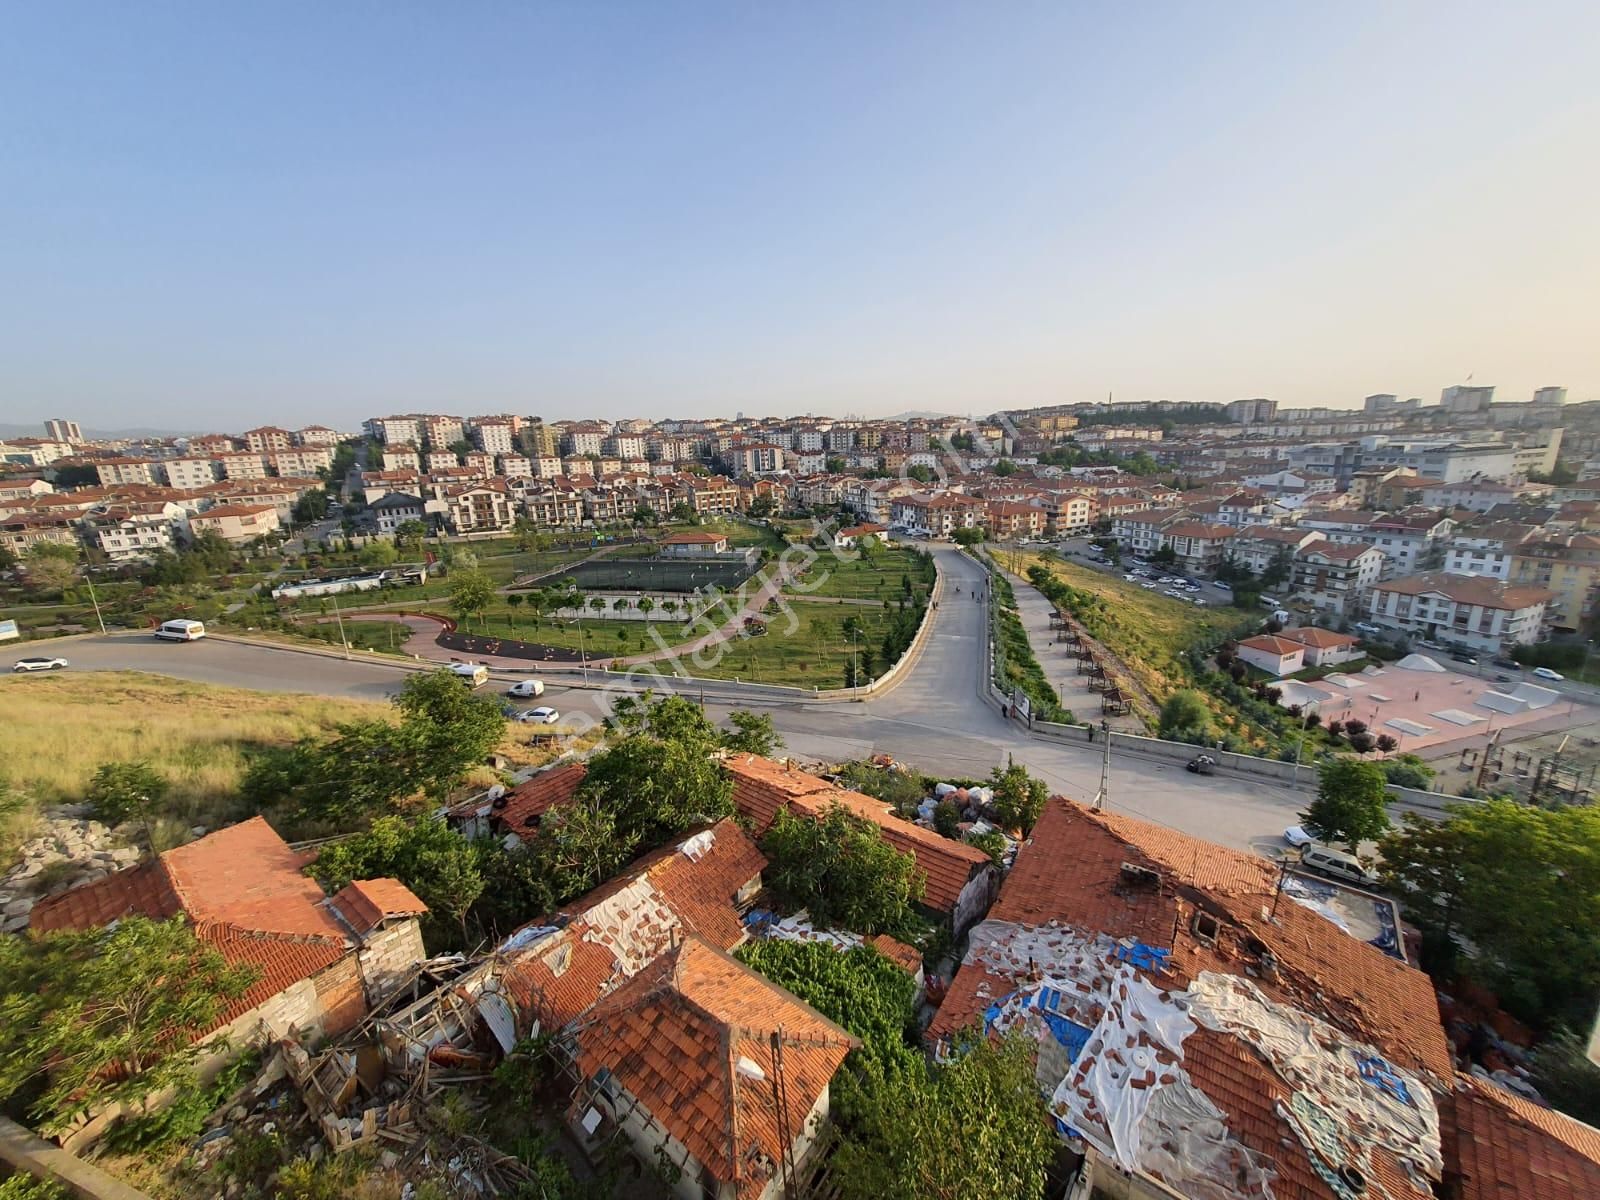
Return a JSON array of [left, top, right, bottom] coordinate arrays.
[[1367, 572, 1551, 651], [889, 493, 981, 538], [422, 415, 464, 450], [370, 492, 427, 537], [1163, 521, 1238, 574], [471, 421, 515, 456], [1110, 507, 1187, 558], [188, 434, 238, 456], [462, 452, 496, 478], [367, 415, 422, 446], [1227, 526, 1325, 576], [162, 457, 221, 490], [242, 426, 294, 454], [44, 418, 83, 443], [443, 480, 515, 533], [82, 502, 186, 562], [518, 420, 557, 458], [1291, 541, 1385, 618], [296, 425, 342, 446], [1041, 490, 1095, 535], [985, 501, 1047, 540], [95, 458, 159, 487], [561, 425, 606, 457], [499, 454, 532, 478], [601, 433, 646, 460], [216, 451, 269, 481], [189, 502, 281, 543], [268, 447, 334, 477]]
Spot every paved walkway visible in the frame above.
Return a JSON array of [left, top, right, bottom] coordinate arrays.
[[994, 562, 1146, 732]]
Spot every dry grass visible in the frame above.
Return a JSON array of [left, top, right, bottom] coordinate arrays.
[[0, 670, 564, 857]]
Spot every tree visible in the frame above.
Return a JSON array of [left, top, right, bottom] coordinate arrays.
[[992, 458, 1017, 477], [529, 797, 638, 903], [1380, 800, 1600, 1028], [291, 488, 329, 526], [0, 916, 260, 1132], [1531, 1028, 1600, 1127], [631, 504, 659, 527], [84, 761, 168, 830], [309, 815, 484, 949], [746, 495, 775, 519], [359, 539, 398, 568], [448, 568, 495, 628], [1303, 757, 1392, 851], [905, 464, 934, 483], [670, 501, 699, 523], [831, 1033, 1053, 1200], [761, 804, 924, 935], [1150, 544, 1177, 565], [1157, 689, 1213, 742], [589, 597, 605, 617], [393, 519, 427, 551], [951, 526, 985, 547], [826, 457, 848, 474], [578, 731, 733, 846], [989, 759, 1048, 834], [505, 592, 523, 631], [22, 543, 78, 592], [390, 670, 509, 801], [722, 710, 783, 756]]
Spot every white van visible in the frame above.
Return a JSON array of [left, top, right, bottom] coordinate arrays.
[[507, 679, 545, 698], [448, 663, 490, 688], [1300, 845, 1377, 886], [154, 620, 206, 642]]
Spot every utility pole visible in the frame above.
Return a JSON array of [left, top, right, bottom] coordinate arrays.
[[1092, 720, 1111, 810], [330, 590, 351, 659], [84, 573, 106, 635]]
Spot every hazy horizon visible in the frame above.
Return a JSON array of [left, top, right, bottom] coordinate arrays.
[[4, 3, 1597, 430]]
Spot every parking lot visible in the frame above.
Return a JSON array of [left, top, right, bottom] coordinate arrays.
[[1008, 536, 1239, 609]]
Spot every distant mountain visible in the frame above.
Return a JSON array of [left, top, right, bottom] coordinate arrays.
[[0, 422, 195, 441], [884, 409, 954, 421]]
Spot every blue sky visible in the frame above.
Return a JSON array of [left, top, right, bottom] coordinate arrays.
[[3, 2, 1597, 429]]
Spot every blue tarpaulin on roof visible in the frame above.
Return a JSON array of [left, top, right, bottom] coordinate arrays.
[[986, 987, 1094, 1062]]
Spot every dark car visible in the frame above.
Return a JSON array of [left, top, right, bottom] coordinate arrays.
[[1491, 658, 1521, 671], [1450, 652, 1478, 666]]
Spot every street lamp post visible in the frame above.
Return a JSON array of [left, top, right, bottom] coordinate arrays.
[[84, 573, 106, 635], [1291, 702, 1318, 789], [330, 591, 351, 660]]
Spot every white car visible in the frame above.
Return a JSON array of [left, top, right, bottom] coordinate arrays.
[[1532, 666, 1565, 681], [1284, 823, 1323, 849], [1141, 582, 1159, 589], [12, 656, 69, 672], [1192, 598, 1208, 606], [1123, 574, 1138, 581], [506, 679, 546, 698], [517, 706, 560, 724]]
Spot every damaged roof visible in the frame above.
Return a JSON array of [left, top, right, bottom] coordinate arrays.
[[573, 936, 858, 1199], [501, 818, 766, 1032], [1447, 1073, 1600, 1199]]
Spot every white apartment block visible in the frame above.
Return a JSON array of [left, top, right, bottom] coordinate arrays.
[[162, 457, 221, 490], [1367, 572, 1551, 651], [243, 426, 294, 454], [425, 451, 459, 474], [383, 446, 422, 472], [472, 421, 515, 456], [95, 458, 159, 487], [423, 416, 464, 449], [500, 454, 532, 478], [296, 425, 342, 446], [602, 434, 646, 460], [268, 447, 334, 477], [216, 452, 269, 481], [562, 427, 605, 457], [368, 416, 422, 447]]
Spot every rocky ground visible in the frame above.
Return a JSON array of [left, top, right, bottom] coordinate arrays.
[[0, 806, 145, 933]]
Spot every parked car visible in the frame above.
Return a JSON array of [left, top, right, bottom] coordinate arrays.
[[517, 706, 560, 724], [1353, 622, 1382, 635], [1186, 754, 1216, 775], [1450, 652, 1478, 666], [1283, 823, 1323, 849], [1532, 666, 1565, 681], [1300, 845, 1378, 886], [1192, 598, 1208, 606], [507, 679, 546, 698], [1490, 658, 1521, 671], [12, 656, 69, 672]]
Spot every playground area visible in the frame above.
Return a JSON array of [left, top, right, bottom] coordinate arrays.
[[1274, 653, 1583, 755]]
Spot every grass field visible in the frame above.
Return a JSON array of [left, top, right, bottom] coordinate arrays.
[[787, 544, 935, 601], [447, 609, 705, 657], [684, 601, 906, 689], [0, 671, 558, 858]]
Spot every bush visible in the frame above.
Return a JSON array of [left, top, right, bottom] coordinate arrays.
[[1383, 755, 1434, 789], [83, 760, 169, 827]]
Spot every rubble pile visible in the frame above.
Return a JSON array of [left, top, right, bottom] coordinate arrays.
[[0, 806, 143, 933]]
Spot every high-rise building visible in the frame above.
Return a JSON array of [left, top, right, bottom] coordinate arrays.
[[44, 419, 82, 443], [1223, 398, 1277, 424], [1441, 384, 1495, 413], [518, 419, 557, 458], [1363, 394, 1398, 413]]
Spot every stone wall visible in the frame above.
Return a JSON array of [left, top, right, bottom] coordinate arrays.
[[0, 807, 142, 933], [357, 919, 427, 1006]]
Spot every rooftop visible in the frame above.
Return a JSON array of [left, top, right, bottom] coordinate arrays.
[[1373, 571, 1553, 610]]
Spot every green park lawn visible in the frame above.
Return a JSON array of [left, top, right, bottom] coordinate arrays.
[[683, 601, 905, 690], [787, 543, 934, 602]]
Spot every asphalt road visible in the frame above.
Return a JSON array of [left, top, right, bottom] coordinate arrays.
[[17, 545, 1315, 854]]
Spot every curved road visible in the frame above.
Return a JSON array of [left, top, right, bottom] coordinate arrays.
[[21, 545, 1310, 852]]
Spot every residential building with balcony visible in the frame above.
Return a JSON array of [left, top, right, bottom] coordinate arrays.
[[162, 457, 222, 490], [243, 426, 294, 454], [95, 457, 159, 487], [1367, 572, 1552, 651], [216, 451, 270, 480], [1291, 541, 1385, 618], [444, 480, 515, 533], [189, 502, 281, 543]]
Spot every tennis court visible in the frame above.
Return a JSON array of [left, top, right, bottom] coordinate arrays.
[[552, 556, 760, 593]]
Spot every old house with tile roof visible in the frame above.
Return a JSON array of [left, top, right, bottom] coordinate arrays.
[[721, 754, 998, 934], [568, 936, 858, 1200], [30, 817, 427, 1048], [1445, 1072, 1600, 1199], [928, 797, 1457, 1200]]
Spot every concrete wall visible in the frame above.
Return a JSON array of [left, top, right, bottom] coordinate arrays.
[[0, 1117, 153, 1200]]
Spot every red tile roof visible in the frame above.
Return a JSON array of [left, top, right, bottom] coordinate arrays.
[[1281, 627, 1360, 649], [1238, 634, 1307, 657], [502, 818, 766, 1032], [660, 531, 728, 544], [930, 798, 1452, 1080], [722, 755, 991, 914], [1447, 1074, 1600, 1200], [456, 762, 587, 835], [573, 937, 857, 1198], [30, 817, 426, 1035], [330, 879, 428, 933]]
